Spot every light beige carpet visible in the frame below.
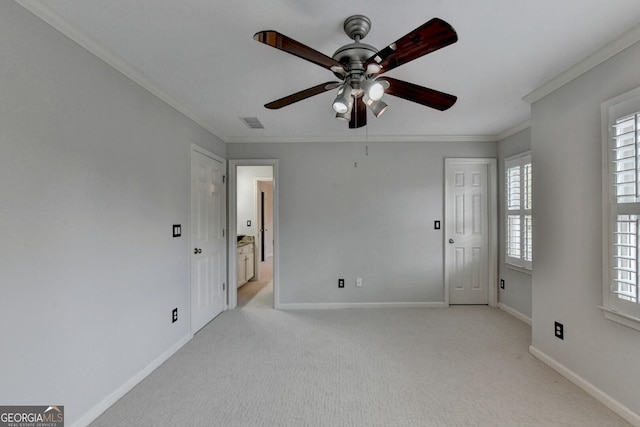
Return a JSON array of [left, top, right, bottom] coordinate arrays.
[[90, 304, 630, 426]]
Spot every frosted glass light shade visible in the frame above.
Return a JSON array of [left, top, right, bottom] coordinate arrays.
[[332, 84, 353, 114]]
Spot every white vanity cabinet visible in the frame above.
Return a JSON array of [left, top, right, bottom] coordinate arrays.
[[237, 243, 255, 288]]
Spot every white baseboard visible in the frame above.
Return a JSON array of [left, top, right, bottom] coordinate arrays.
[[529, 345, 640, 426], [279, 302, 447, 310], [498, 302, 532, 325], [71, 334, 193, 427]]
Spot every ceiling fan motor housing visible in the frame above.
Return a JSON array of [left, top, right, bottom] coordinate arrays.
[[332, 42, 378, 84], [332, 15, 378, 86]]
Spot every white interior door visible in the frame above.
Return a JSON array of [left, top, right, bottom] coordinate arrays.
[[445, 159, 495, 305], [191, 147, 226, 333]]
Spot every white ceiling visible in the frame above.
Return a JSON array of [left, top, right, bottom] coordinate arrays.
[[18, 0, 640, 142]]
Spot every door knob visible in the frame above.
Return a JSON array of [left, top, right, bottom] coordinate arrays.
[[449, 239, 455, 244]]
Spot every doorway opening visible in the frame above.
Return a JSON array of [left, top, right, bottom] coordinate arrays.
[[229, 161, 279, 309]]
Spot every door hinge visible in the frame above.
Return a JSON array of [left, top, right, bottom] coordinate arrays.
[[223, 175, 226, 184], [222, 229, 225, 237], [223, 282, 226, 291]]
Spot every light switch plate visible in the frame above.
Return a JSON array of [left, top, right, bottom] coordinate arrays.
[[173, 224, 181, 237]]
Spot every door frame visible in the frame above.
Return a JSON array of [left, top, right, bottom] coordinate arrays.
[[443, 158, 498, 307], [228, 159, 280, 309], [190, 144, 227, 334]]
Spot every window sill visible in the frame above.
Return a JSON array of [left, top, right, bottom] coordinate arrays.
[[504, 262, 532, 276], [598, 306, 640, 332]]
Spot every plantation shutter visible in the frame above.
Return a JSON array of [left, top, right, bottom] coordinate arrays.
[[611, 113, 640, 309], [505, 153, 532, 270]]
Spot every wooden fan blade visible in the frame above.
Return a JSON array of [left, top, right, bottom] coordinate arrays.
[[364, 18, 457, 75], [379, 77, 457, 111], [254, 31, 346, 72], [264, 82, 340, 109], [349, 97, 367, 128]]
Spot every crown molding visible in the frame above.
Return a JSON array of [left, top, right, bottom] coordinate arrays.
[[226, 134, 499, 144], [15, 0, 229, 142], [495, 120, 531, 141], [523, 22, 640, 105], [15, 0, 528, 146]]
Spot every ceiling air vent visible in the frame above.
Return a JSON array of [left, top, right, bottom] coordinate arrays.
[[240, 117, 264, 129]]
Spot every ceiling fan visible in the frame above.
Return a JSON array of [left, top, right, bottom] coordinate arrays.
[[254, 15, 458, 128]]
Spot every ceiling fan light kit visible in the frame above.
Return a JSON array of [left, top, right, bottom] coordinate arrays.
[[254, 15, 458, 128], [363, 95, 388, 118], [361, 79, 385, 102], [332, 83, 353, 114]]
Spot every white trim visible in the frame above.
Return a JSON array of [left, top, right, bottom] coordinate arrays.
[[226, 134, 500, 144], [524, 22, 640, 105], [71, 334, 193, 427], [191, 144, 225, 164], [228, 160, 280, 310], [16, 0, 227, 141], [14, 0, 525, 145], [602, 86, 640, 116], [503, 263, 533, 276], [505, 150, 532, 163], [498, 302, 532, 325], [529, 346, 640, 426], [598, 306, 640, 332], [279, 302, 448, 310], [444, 158, 499, 308], [496, 121, 531, 141]]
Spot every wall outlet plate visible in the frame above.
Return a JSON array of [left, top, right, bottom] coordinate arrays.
[[172, 308, 178, 323], [356, 277, 363, 287], [554, 321, 564, 340], [172, 224, 181, 237], [500, 279, 505, 289], [434, 220, 441, 230], [338, 279, 345, 288]]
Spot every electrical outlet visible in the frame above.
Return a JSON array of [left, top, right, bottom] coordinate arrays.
[[500, 279, 505, 289], [172, 308, 178, 323], [434, 220, 441, 230], [172, 224, 181, 237], [554, 321, 564, 340], [356, 277, 363, 287], [338, 279, 345, 288]]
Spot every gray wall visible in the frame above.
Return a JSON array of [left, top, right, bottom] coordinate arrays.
[[497, 129, 532, 319], [228, 141, 497, 305], [531, 41, 640, 416], [0, 2, 224, 424]]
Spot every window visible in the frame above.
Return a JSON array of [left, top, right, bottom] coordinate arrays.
[[505, 153, 532, 270], [602, 87, 640, 330]]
